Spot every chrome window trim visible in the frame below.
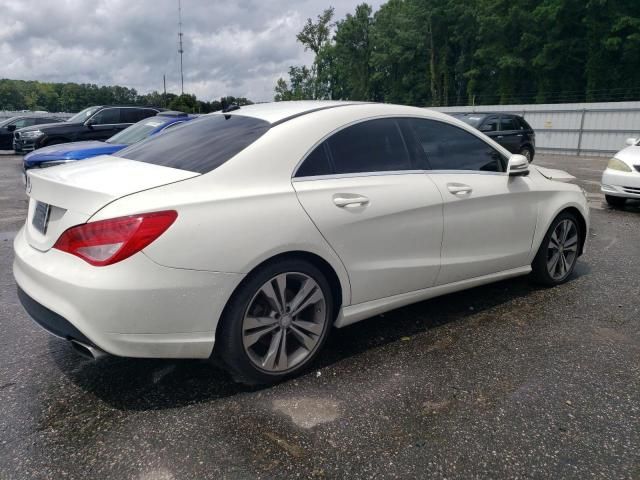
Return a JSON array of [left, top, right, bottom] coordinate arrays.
[[292, 169, 507, 182], [292, 114, 510, 179]]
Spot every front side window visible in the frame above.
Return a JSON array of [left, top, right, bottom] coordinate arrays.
[[115, 114, 270, 174], [408, 118, 505, 172], [11, 118, 36, 129], [481, 117, 499, 132], [121, 108, 157, 123], [67, 106, 101, 123], [90, 108, 121, 125]]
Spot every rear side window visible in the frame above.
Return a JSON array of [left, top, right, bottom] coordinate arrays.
[[408, 118, 505, 172], [328, 118, 411, 175], [115, 114, 270, 174], [121, 108, 156, 123], [500, 116, 518, 131]]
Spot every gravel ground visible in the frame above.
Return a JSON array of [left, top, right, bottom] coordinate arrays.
[[0, 153, 638, 479]]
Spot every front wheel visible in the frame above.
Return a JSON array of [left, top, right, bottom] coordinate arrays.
[[216, 259, 334, 385], [531, 212, 581, 286]]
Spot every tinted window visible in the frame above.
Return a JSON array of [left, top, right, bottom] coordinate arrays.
[[500, 116, 518, 131], [481, 117, 499, 132], [37, 117, 59, 124], [326, 119, 411, 174], [296, 143, 332, 177], [122, 108, 157, 123], [12, 118, 36, 129], [453, 114, 486, 128], [115, 114, 270, 174], [408, 119, 504, 172], [91, 108, 121, 124]]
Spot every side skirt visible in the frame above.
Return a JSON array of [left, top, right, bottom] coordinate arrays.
[[334, 266, 532, 328]]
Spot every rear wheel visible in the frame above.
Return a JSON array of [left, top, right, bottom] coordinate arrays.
[[519, 146, 533, 162], [216, 259, 334, 385], [531, 212, 581, 286], [605, 195, 626, 208]]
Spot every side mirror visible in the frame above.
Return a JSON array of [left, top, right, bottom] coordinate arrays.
[[479, 124, 493, 132], [85, 118, 96, 128], [508, 154, 529, 177], [625, 137, 638, 146], [7, 124, 16, 132]]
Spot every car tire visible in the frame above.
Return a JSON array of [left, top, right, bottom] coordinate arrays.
[[531, 211, 581, 286], [605, 195, 626, 208], [520, 146, 533, 162], [216, 258, 334, 385]]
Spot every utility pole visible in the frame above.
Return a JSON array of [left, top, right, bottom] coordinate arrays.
[[178, 0, 184, 95], [163, 74, 167, 107]]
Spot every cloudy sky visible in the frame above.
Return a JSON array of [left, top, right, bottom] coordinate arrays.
[[1, 0, 385, 102]]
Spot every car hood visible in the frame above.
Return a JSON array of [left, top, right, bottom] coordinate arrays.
[[24, 141, 126, 166], [534, 166, 575, 183], [17, 121, 81, 133]]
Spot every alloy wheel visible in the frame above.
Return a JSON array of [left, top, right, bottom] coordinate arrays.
[[546, 219, 578, 281], [242, 272, 327, 373]]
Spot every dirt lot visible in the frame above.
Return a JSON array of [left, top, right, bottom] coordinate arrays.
[[0, 153, 638, 479]]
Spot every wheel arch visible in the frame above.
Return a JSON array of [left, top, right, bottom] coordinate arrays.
[[215, 250, 347, 341]]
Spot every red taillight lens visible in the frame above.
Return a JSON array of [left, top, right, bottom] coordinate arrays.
[[53, 210, 178, 266]]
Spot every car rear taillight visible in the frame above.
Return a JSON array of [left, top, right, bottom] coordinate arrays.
[[53, 210, 177, 266]]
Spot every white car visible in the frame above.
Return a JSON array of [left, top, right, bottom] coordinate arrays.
[[14, 101, 589, 384], [601, 137, 640, 207]]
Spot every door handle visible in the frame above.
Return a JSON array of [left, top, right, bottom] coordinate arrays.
[[516, 134, 523, 137], [333, 194, 370, 208], [447, 183, 473, 195], [497, 135, 504, 138]]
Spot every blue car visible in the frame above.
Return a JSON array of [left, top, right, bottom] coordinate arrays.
[[23, 111, 194, 170]]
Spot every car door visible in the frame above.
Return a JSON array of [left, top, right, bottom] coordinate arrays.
[[292, 118, 444, 305], [406, 117, 538, 285], [82, 108, 126, 140], [498, 115, 523, 153]]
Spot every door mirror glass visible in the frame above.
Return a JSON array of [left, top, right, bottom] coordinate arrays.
[[625, 137, 638, 146], [507, 154, 530, 176]]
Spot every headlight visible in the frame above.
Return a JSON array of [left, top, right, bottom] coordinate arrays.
[[607, 158, 632, 172], [20, 130, 44, 139]]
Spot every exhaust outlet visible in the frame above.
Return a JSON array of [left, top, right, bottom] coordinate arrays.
[[70, 340, 108, 360]]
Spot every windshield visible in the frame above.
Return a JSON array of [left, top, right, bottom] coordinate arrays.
[[0, 116, 19, 127], [115, 114, 270, 174], [107, 117, 167, 145], [453, 114, 485, 128], [67, 106, 101, 123]]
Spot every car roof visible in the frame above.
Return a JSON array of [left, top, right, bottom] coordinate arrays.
[[227, 101, 363, 124]]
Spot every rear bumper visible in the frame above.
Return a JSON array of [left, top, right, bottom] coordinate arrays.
[[601, 169, 640, 198], [13, 227, 244, 359]]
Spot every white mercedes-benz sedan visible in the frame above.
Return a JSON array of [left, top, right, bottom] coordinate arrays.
[[601, 137, 640, 207], [14, 101, 589, 384]]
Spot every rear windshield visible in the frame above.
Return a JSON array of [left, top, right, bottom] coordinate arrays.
[[114, 114, 271, 174]]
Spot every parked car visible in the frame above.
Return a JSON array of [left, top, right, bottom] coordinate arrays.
[[14, 101, 588, 385], [601, 137, 640, 207], [13, 105, 164, 154], [23, 111, 194, 171], [0, 115, 63, 150], [452, 113, 536, 162]]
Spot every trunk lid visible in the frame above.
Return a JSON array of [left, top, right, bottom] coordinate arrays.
[[25, 155, 199, 251]]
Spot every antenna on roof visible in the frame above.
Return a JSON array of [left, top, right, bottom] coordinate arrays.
[[178, 0, 184, 95]]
